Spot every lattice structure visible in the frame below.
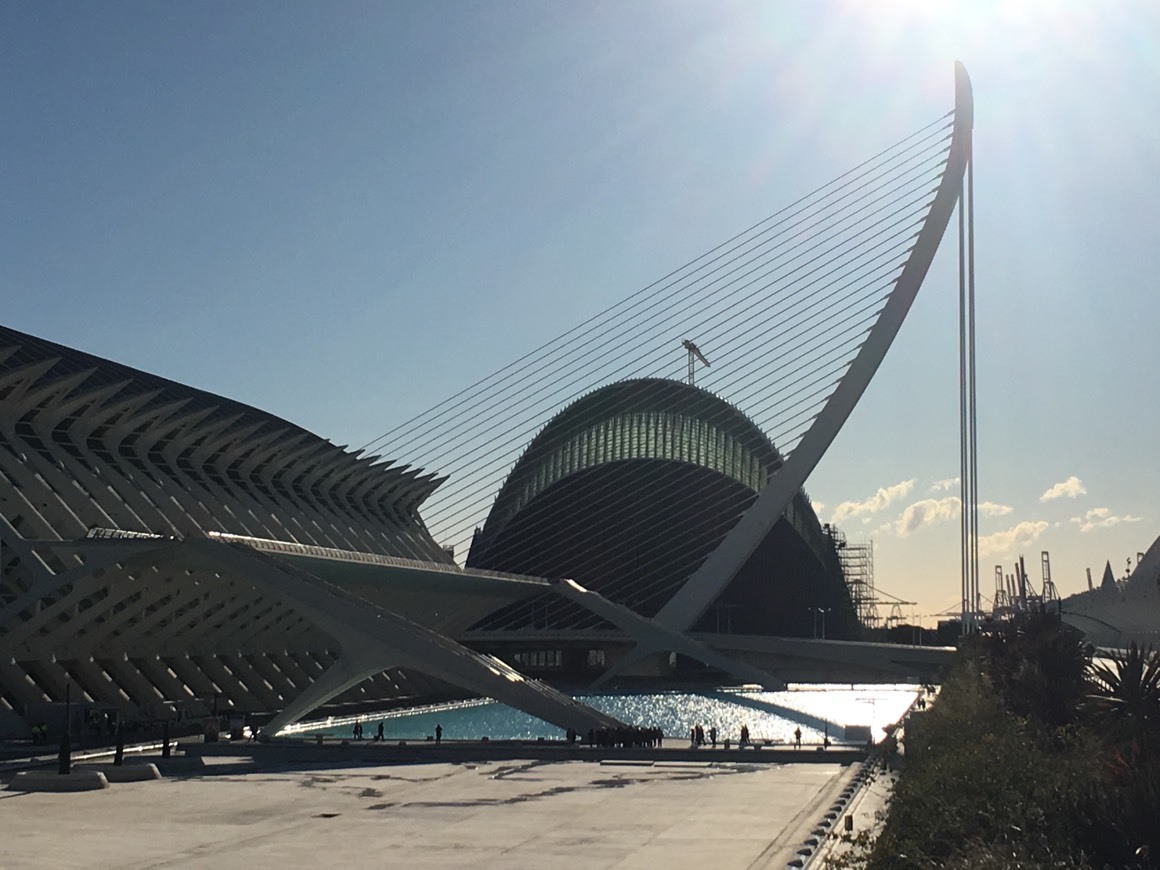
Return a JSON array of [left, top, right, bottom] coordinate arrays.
[[0, 326, 622, 736], [831, 530, 879, 631]]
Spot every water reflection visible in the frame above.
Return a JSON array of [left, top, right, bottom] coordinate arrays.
[[295, 685, 918, 745]]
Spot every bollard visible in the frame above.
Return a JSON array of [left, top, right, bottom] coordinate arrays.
[[58, 732, 72, 775], [114, 726, 125, 766], [162, 720, 171, 758]]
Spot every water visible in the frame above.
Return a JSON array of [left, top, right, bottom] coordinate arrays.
[[289, 684, 919, 746]]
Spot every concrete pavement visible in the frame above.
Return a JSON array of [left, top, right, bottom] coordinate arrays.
[[1, 755, 863, 869]]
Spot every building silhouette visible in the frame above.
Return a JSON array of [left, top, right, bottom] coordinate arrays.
[[467, 379, 856, 644]]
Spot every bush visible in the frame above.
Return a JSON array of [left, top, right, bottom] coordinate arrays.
[[858, 620, 1160, 868], [973, 612, 1092, 728], [867, 663, 1101, 869]]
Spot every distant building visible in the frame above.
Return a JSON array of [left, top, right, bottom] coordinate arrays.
[[1061, 535, 1160, 648]]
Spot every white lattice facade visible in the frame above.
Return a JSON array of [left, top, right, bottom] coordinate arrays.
[[0, 325, 620, 736]]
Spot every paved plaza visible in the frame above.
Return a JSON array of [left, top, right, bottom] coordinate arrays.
[[1, 756, 868, 869]]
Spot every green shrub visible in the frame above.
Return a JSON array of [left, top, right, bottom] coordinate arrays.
[[867, 662, 1102, 869], [860, 622, 1160, 868], [973, 612, 1092, 728]]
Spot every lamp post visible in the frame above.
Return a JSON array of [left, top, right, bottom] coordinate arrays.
[[813, 607, 832, 639]]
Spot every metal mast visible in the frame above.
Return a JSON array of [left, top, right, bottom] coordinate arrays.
[[958, 66, 979, 634]]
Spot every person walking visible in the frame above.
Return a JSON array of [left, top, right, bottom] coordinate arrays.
[[794, 726, 802, 749], [435, 723, 443, 744]]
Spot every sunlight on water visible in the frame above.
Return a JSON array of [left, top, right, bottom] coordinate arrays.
[[296, 685, 919, 745]]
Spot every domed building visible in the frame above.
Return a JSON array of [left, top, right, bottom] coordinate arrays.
[[467, 378, 856, 640]]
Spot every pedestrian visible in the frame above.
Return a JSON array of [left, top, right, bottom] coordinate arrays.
[[740, 724, 749, 746], [435, 723, 442, 744], [794, 727, 802, 749], [376, 721, 384, 741], [708, 726, 717, 747]]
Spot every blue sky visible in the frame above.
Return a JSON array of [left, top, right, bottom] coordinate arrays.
[[4, 1, 1158, 623]]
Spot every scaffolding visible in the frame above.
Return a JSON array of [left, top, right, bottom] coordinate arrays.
[[829, 527, 880, 630]]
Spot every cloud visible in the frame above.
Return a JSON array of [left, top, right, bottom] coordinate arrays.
[[884, 497, 1015, 537], [930, 476, 959, 492], [978, 501, 1014, 517], [1040, 476, 1086, 502], [893, 497, 961, 537], [811, 500, 825, 516], [831, 480, 915, 525], [979, 521, 1050, 558], [1069, 507, 1144, 533]]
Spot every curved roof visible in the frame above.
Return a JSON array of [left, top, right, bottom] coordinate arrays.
[[466, 377, 852, 635], [471, 378, 784, 561]]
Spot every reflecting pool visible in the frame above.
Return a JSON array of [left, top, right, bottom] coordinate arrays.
[[289, 684, 919, 746]]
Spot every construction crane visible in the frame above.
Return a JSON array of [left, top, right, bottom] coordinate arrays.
[[682, 339, 710, 386], [1041, 551, 1059, 603], [992, 564, 1011, 615], [989, 551, 1060, 622], [875, 587, 917, 627]]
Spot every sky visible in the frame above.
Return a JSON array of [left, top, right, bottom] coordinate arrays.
[[4, 1, 1159, 624]]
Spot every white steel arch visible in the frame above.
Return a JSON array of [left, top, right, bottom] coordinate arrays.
[[650, 63, 975, 633]]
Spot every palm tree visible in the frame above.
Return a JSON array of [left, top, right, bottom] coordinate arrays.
[[1085, 644, 1160, 863], [1086, 642, 1160, 737], [978, 612, 1092, 726]]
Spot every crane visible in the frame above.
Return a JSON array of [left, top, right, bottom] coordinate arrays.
[[682, 339, 710, 386], [874, 586, 917, 627]]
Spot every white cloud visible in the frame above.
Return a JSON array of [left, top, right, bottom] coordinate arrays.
[[1069, 507, 1144, 533], [978, 501, 1014, 517], [893, 497, 961, 537], [979, 521, 1050, 558], [811, 500, 826, 516], [930, 476, 959, 492], [831, 479, 915, 525], [884, 498, 1014, 538], [1040, 476, 1086, 502]]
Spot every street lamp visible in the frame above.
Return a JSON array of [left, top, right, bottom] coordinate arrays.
[[813, 607, 832, 639]]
